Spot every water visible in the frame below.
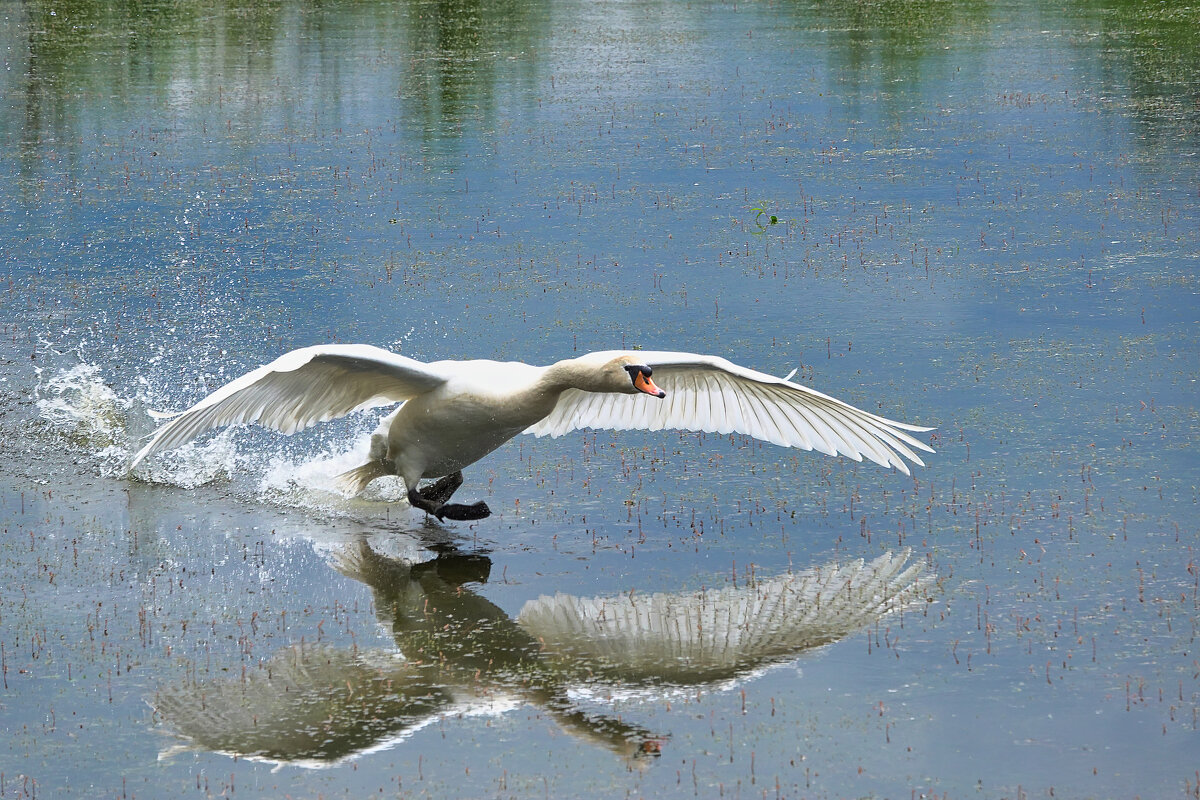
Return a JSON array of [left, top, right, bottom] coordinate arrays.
[[1, 0, 1197, 796]]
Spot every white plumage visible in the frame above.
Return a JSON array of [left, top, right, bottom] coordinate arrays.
[[132, 345, 444, 454], [525, 350, 930, 471], [131, 344, 934, 520]]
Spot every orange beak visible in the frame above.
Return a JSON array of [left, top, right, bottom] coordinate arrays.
[[634, 370, 666, 398]]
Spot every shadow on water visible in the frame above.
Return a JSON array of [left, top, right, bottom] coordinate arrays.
[[152, 538, 933, 766]]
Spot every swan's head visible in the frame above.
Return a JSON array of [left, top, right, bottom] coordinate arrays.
[[621, 363, 666, 398], [563, 353, 667, 397], [599, 354, 665, 397]]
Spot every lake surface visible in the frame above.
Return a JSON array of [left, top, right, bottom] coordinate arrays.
[[1, 0, 1197, 797]]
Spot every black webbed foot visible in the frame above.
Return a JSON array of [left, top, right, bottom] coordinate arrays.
[[408, 477, 489, 522], [435, 501, 491, 521]]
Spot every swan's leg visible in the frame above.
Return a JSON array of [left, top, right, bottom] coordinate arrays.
[[406, 487, 443, 516], [407, 475, 490, 522], [416, 471, 464, 505]]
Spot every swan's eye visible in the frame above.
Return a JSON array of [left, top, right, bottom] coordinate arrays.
[[623, 364, 652, 379]]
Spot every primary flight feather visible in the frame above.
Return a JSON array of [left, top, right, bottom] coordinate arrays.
[[131, 344, 934, 521]]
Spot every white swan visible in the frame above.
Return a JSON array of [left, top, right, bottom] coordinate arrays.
[[130, 345, 934, 520]]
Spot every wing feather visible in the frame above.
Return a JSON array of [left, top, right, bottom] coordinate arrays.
[[712, 377, 734, 435], [835, 403, 927, 468], [753, 383, 795, 448], [743, 383, 781, 446], [793, 403, 840, 456], [634, 384, 658, 431], [524, 350, 933, 474], [691, 373, 707, 431], [131, 344, 448, 467], [769, 390, 817, 452], [679, 373, 697, 433], [804, 397, 873, 464]]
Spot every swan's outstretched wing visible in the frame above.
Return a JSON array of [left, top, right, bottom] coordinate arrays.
[[517, 549, 933, 684], [525, 350, 934, 474], [131, 345, 446, 467]]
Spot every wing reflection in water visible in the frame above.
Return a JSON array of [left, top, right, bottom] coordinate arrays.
[[154, 543, 934, 766], [519, 550, 932, 686]]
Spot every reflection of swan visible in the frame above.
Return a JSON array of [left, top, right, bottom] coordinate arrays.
[[154, 644, 457, 766], [153, 544, 934, 765], [130, 345, 933, 520], [518, 549, 931, 684]]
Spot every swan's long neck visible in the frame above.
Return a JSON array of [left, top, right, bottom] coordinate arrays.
[[543, 356, 610, 394]]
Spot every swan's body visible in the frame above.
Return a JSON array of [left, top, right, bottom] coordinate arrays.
[[130, 345, 934, 520]]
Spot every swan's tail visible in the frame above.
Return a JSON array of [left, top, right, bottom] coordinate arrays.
[[334, 460, 392, 496]]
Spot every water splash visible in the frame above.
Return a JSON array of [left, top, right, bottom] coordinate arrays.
[[32, 362, 134, 477], [256, 432, 409, 513], [130, 427, 243, 489], [32, 361, 398, 512], [35, 363, 129, 448]]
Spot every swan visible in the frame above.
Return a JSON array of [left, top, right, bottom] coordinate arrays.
[[130, 344, 934, 521]]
